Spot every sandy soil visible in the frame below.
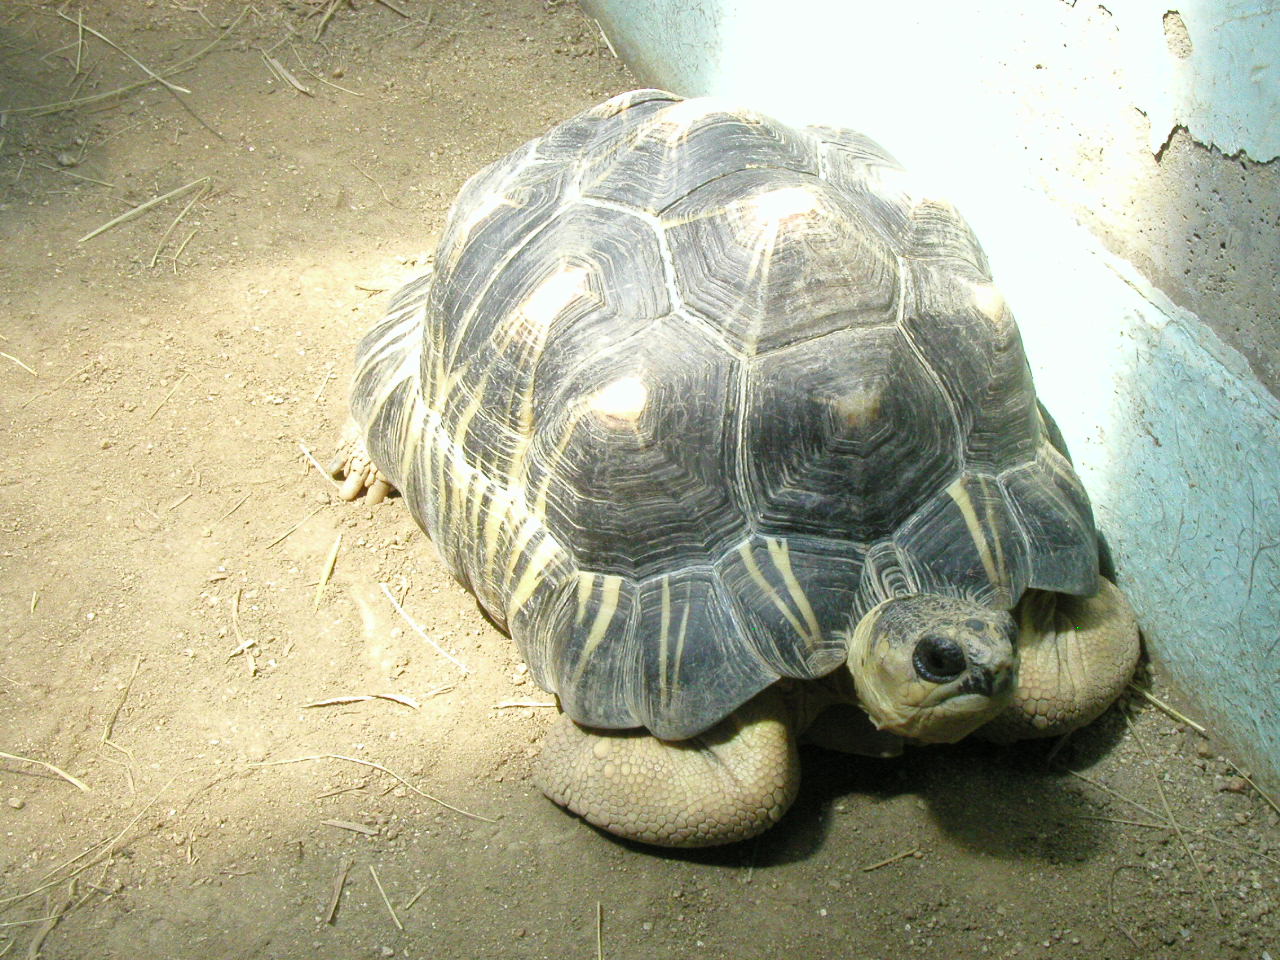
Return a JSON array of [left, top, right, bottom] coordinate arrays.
[[1, 3, 1277, 958]]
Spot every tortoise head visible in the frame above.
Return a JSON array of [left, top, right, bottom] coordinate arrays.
[[846, 595, 1017, 742]]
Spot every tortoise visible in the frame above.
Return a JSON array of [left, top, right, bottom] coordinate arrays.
[[331, 89, 1140, 847]]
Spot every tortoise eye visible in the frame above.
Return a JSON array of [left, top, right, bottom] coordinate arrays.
[[912, 636, 967, 683]]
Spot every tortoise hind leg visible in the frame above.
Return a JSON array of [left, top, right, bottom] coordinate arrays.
[[535, 687, 801, 847], [328, 420, 395, 504], [981, 578, 1139, 742]]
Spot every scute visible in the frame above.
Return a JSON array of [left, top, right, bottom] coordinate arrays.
[[743, 324, 959, 542], [902, 260, 1041, 472], [664, 168, 899, 354], [524, 313, 745, 580], [714, 536, 858, 679], [1000, 446, 1099, 595], [580, 99, 819, 214], [629, 569, 777, 740], [810, 125, 915, 249], [891, 472, 1031, 608]]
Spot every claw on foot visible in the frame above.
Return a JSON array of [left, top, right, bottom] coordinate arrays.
[[328, 422, 394, 503]]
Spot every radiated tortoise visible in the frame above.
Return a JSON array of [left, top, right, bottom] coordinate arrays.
[[331, 89, 1140, 847]]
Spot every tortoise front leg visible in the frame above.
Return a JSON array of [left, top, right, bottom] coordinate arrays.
[[981, 579, 1140, 742], [535, 687, 801, 847]]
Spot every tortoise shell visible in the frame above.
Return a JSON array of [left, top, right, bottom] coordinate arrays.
[[348, 89, 1098, 740]]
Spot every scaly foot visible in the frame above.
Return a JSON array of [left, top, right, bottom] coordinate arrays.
[[328, 420, 395, 504]]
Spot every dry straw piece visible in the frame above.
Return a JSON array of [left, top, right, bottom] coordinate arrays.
[[0, 752, 89, 792], [78, 177, 211, 244]]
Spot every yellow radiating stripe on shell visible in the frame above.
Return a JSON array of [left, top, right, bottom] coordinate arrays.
[[665, 585, 692, 714], [575, 571, 594, 628], [497, 265, 593, 350], [656, 576, 671, 709], [945, 476, 1005, 590], [530, 398, 591, 519], [571, 574, 623, 686], [503, 513, 542, 586], [446, 378, 490, 529], [506, 535, 562, 620], [396, 392, 425, 490], [480, 486, 516, 589], [736, 541, 809, 643], [765, 537, 821, 646], [444, 192, 513, 271]]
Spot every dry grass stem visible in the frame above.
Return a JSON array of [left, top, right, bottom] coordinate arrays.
[[594, 20, 617, 58], [1063, 768, 1166, 824], [15, 6, 246, 117], [374, 0, 411, 17], [79, 177, 210, 243], [324, 858, 351, 924], [168, 228, 199, 268], [67, 59, 97, 99], [321, 819, 378, 836], [226, 589, 256, 659], [304, 693, 421, 710], [1, 352, 37, 376], [494, 699, 556, 709], [216, 492, 251, 524], [20, 358, 97, 409], [101, 656, 142, 744], [147, 372, 188, 420], [314, 0, 345, 41], [56, 11, 191, 95], [351, 161, 396, 206], [24, 889, 75, 959], [261, 51, 313, 95], [313, 533, 342, 609], [1, 773, 181, 908], [1125, 714, 1222, 919], [73, 8, 84, 74], [1109, 865, 1142, 949], [150, 182, 209, 267], [861, 846, 921, 872], [315, 781, 367, 800], [299, 442, 342, 490], [0, 916, 62, 929], [287, 44, 367, 97], [402, 885, 428, 911], [379, 582, 471, 673], [312, 364, 336, 402], [1077, 815, 1280, 865], [265, 506, 327, 549], [167, 492, 192, 511], [596, 901, 604, 960], [0, 752, 90, 793], [369, 866, 404, 931], [33, 162, 117, 188], [251, 753, 496, 823], [1222, 757, 1280, 818], [1128, 683, 1207, 735]]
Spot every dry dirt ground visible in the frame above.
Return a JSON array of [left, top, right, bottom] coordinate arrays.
[[1, 3, 1277, 959]]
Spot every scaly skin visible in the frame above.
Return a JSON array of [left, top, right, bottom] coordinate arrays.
[[980, 578, 1140, 742], [535, 687, 802, 847]]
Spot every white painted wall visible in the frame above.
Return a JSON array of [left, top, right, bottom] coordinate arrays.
[[584, 0, 1280, 785]]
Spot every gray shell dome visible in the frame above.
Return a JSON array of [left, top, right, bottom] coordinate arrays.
[[349, 89, 1099, 740]]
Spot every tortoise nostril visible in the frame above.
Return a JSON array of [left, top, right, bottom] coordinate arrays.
[[913, 636, 967, 683]]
